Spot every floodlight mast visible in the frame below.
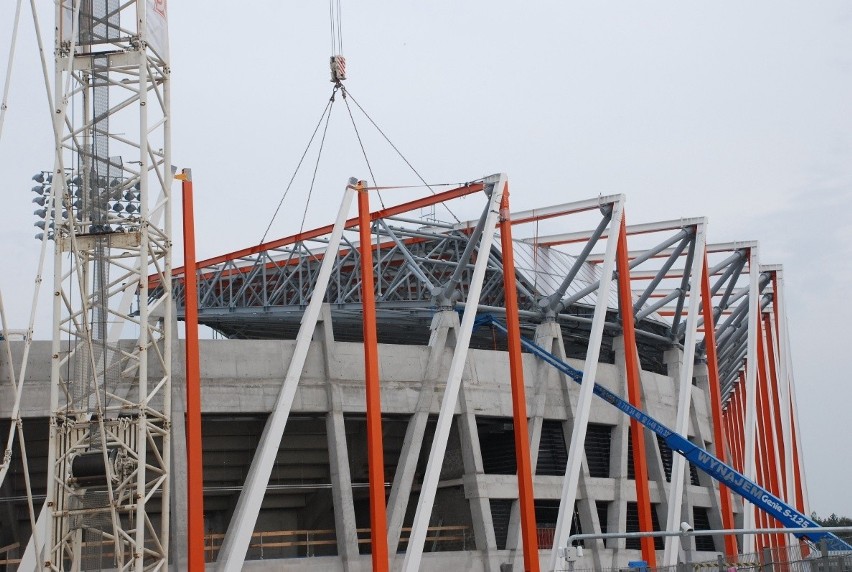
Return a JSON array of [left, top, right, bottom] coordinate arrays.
[[42, 2, 172, 571]]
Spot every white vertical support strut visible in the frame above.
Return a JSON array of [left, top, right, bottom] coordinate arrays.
[[662, 221, 707, 567], [778, 274, 809, 514], [216, 180, 358, 572], [772, 270, 795, 506], [401, 174, 506, 572], [547, 196, 625, 572], [740, 246, 761, 553]]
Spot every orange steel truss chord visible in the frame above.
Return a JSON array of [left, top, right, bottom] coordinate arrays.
[[179, 170, 206, 571], [615, 215, 657, 567], [700, 253, 738, 557], [498, 186, 541, 572], [357, 181, 391, 571]]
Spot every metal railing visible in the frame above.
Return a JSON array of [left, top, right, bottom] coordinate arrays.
[[558, 526, 852, 572], [203, 525, 473, 561]]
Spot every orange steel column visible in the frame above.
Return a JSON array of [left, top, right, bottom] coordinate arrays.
[[790, 398, 809, 556], [357, 182, 390, 570], [615, 215, 657, 567], [179, 170, 205, 571], [735, 373, 747, 473], [699, 254, 738, 557], [790, 395, 806, 514], [763, 313, 788, 498], [498, 187, 540, 572], [756, 317, 784, 550]]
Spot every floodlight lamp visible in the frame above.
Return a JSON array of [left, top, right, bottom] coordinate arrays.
[[35, 220, 46, 230], [34, 232, 44, 241], [112, 202, 124, 213], [34, 208, 47, 218], [71, 176, 82, 186], [31, 185, 44, 194], [33, 196, 46, 206], [125, 204, 137, 214], [123, 190, 135, 201]]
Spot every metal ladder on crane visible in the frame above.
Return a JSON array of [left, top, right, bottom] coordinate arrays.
[[476, 315, 852, 552]]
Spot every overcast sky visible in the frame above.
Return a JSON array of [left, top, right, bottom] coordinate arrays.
[[1, 2, 851, 517]]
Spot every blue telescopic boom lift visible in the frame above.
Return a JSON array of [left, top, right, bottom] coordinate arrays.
[[476, 315, 852, 552]]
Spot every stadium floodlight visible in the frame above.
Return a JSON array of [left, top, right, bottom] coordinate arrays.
[[33, 196, 47, 206]]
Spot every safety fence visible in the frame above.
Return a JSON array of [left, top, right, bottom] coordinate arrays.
[[204, 524, 473, 562], [558, 542, 852, 571]]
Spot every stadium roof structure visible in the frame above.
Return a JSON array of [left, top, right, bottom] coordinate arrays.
[[156, 174, 775, 398]]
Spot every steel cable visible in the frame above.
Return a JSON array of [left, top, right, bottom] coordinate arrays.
[[259, 89, 337, 245]]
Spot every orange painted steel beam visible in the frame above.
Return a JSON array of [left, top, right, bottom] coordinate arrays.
[[763, 313, 788, 499], [789, 396, 810, 556], [164, 182, 485, 280], [756, 318, 785, 550], [699, 254, 738, 557], [179, 170, 206, 571], [790, 396, 806, 514], [498, 186, 541, 572], [615, 215, 657, 567], [357, 181, 390, 571], [731, 380, 745, 474]]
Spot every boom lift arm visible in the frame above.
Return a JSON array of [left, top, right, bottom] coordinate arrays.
[[476, 315, 852, 552]]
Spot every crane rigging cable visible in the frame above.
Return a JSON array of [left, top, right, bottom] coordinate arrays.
[[258, 89, 337, 246], [342, 87, 462, 224]]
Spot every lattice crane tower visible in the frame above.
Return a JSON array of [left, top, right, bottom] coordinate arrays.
[[42, 1, 172, 570]]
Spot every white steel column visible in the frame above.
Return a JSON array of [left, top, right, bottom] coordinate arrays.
[[740, 246, 761, 553], [547, 197, 625, 572], [401, 174, 506, 572], [215, 181, 357, 572], [662, 222, 707, 566], [772, 270, 795, 505], [779, 281, 809, 515]]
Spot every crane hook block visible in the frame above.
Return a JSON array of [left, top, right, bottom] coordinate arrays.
[[330, 55, 347, 83]]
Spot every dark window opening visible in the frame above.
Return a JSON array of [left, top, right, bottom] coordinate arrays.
[[584, 423, 613, 478]]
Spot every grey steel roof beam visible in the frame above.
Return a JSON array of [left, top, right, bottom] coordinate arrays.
[[714, 302, 750, 349], [710, 251, 747, 297], [715, 257, 749, 315], [636, 289, 682, 322], [632, 235, 689, 315], [377, 219, 437, 293], [385, 215, 456, 229], [228, 252, 273, 308], [435, 199, 490, 307], [558, 228, 690, 310], [670, 233, 698, 338], [540, 205, 613, 316]]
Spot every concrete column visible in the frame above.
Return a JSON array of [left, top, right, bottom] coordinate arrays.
[[458, 383, 500, 572], [387, 310, 458, 563], [535, 321, 604, 570], [316, 307, 360, 570], [169, 310, 189, 571]]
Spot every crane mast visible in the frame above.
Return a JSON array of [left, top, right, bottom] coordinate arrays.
[[42, 1, 172, 570]]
